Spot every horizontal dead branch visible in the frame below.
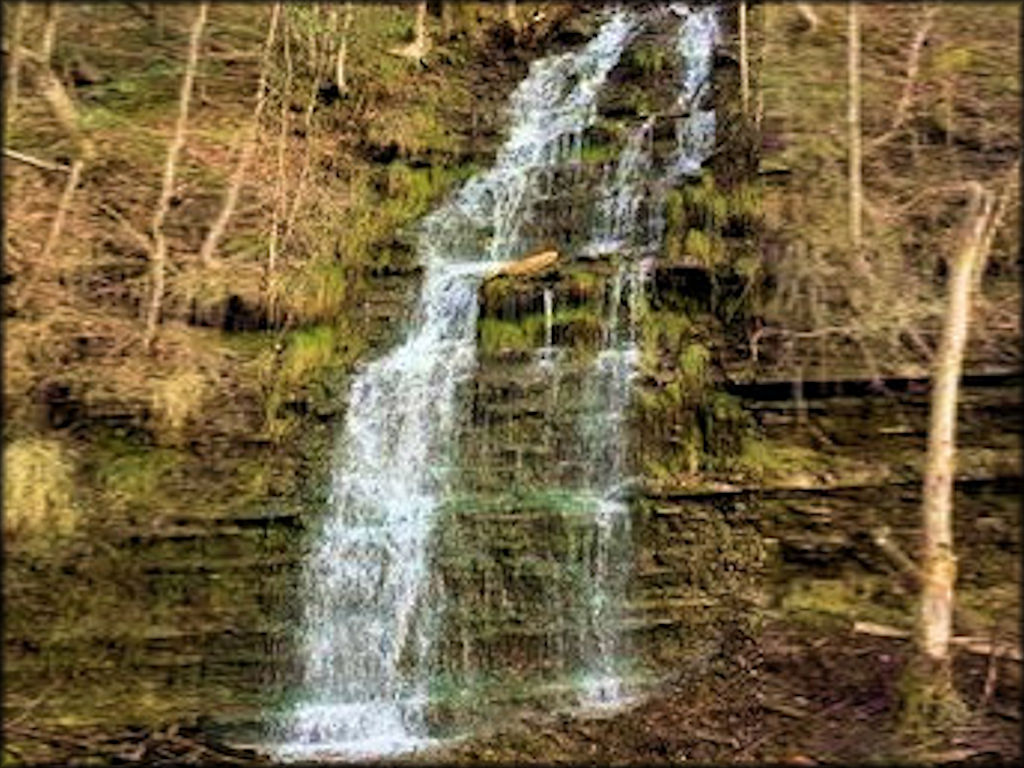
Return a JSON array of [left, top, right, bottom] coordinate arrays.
[[4, 147, 72, 173], [853, 621, 1021, 662]]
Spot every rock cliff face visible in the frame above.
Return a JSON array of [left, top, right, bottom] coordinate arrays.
[[5, 4, 767, 747], [6, 4, 1019, 761], [409, 4, 766, 732]]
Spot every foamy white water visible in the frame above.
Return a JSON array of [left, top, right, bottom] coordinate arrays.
[[273, 9, 641, 760], [575, 3, 718, 708], [274, 2, 720, 755]]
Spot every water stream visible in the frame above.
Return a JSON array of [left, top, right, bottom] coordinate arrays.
[[573, 2, 717, 706], [275, 3, 718, 758], [275, 9, 642, 759]]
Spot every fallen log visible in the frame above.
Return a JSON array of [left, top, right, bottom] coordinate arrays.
[[488, 249, 558, 279]]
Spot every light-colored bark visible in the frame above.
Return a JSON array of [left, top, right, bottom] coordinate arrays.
[[335, 2, 353, 96], [304, 4, 319, 75], [869, 6, 938, 151], [739, 1, 749, 115], [144, 2, 209, 352], [916, 180, 997, 694], [268, 8, 294, 300], [971, 162, 1018, 295], [40, 2, 58, 61], [390, 1, 430, 62], [3, 147, 70, 174], [197, 3, 280, 267], [5, 2, 27, 123], [440, 1, 453, 39], [796, 3, 820, 32], [848, 1, 862, 252], [19, 5, 97, 275], [281, 24, 325, 256], [755, 2, 764, 129], [505, 1, 519, 33], [39, 159, 85, 271], [857, 622, 1021, 662]]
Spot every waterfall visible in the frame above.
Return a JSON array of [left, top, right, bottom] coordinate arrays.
[[275, 10, 639, 760], [574, 3, 718, 706], [274, 2, 720, 756]]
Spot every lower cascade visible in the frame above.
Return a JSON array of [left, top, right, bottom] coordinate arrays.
[[273, 3, 718, 758]]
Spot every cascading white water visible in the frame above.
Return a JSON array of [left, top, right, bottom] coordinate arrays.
[[587, 115, 656, 257], [537, 285, 557, 372], [672, 3, 719, 177], [275, 10, 640, 760], [574, 2, 718, 707]]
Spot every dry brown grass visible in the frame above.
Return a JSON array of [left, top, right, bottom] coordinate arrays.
[[3, 437, 78, 542], [150, 367, 208, 445]]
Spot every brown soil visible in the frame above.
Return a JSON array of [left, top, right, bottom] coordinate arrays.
[[406, 619, 1021, 766]]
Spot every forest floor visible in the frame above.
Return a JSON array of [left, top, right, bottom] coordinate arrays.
[[7, 612, 1018, 766], [409, 617, 1021, 765]]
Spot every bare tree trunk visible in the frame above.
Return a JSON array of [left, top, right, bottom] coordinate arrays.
[[390, 1, 429, 62], [197, 3, 280, 267], [25, 4, 96, 277], [869, 6, 937, 151], [972, 162, 1017, 295], [755, 1, 765, 129], [144, 2, 208, 352], [412, 0, 428, 53], [739, 0, 749, 115], [39, 159, 85, 273], [796, 3, 820, 32], [848, 1, 862, 252], [440, 1, 453, 39], [281, 25, 325, 256], [335, 2, 353, 96], [5, 1, 27, 123], [267, 8, 294, 314], [505, 0, 519, 33], [40, 1, 58, 61], [904, 181, 999, 732]]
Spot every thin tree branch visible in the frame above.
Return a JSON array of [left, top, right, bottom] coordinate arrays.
[[197, 3, 280, 268], [144, 2, 209, 352], [98, 203, 153, 254], [3, 147, 71, 173], [4, 1, 27, 122], [39, 158, 85, 269], [868, 6, 938, 152]]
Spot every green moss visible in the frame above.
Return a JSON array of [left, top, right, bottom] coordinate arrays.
[[280, 325, 337, 386], [261, 322, 361, 441], [631, 44, 669, 76], [93, 446, 186, 509], [552, 306, 604, 348], [578, 140, 618, 166], [737, 438, 829, 480], [479, 317, 540, 353], [684, 228, 720, 265], [679, 342, 710, 384], [80, 60, 181, 120], [780, 576, 913, 630]]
